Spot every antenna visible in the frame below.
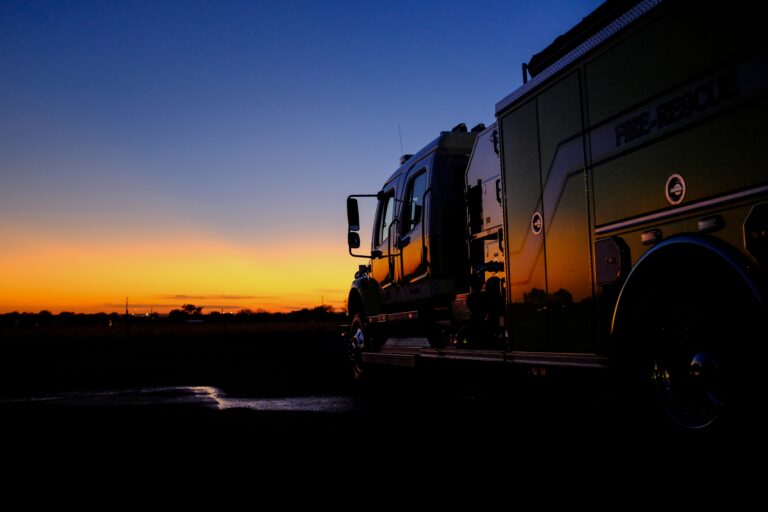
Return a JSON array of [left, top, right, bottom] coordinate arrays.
[[398, 123, 404, 155]]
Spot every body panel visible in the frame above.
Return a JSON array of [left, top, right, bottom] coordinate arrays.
[[496, 0, 768, 357]]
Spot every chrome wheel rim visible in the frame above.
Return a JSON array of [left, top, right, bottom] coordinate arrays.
[[349, 327, 364, 374], [651, 345, 724, 430]]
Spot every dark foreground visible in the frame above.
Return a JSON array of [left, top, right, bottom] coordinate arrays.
[[3, 387, 757, 498], [0, 322, 756, 484]]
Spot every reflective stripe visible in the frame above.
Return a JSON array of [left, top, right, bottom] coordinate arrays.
[[595, 184, 768, 234]]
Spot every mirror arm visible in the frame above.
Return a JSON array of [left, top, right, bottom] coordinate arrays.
[[347, 194, 379, 203], [349, 247, 375, 259]]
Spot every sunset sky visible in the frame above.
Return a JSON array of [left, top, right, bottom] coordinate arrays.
[[1, 0, 603, 314]]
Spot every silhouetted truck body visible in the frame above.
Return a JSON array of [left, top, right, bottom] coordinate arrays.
[[345, 0, 767, 430]]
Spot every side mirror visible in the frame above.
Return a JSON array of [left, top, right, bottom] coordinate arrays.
[[346, 192, 380, 259], [347, 197, 360, 232], [348, 231, 361, 249]]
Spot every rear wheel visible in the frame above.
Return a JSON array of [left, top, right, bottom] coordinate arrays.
[[616, 246, 761, 432], [645, 299, 729, 430]]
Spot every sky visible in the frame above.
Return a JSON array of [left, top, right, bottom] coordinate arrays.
[[0, 0, 603, 314]]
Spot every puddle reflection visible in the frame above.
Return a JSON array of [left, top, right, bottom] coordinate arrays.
[[2, 386, 359, 414]]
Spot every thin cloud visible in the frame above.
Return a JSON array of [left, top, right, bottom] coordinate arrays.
[[102, 302, 170, 309], [153, 294, 279, 301]]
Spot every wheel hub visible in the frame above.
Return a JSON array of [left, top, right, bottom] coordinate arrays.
[[348, 328, 364, 372], [351, 328, 365, 350], [651, 348, 724, 429], [689, 351, 717, 379]]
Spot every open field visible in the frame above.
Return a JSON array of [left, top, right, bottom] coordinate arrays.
[[0, 318, 349, 398]]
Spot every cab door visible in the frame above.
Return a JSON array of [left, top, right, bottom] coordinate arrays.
[[370, 182, 399, 304], [398, 166, 429, 291]]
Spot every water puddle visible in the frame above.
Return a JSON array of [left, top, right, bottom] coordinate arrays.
[[1, 386, 359, 414]]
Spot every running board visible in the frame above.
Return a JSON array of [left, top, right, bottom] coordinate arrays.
[[367, 311, 420, 324], [363, 348, 609, 370], [420, 349, 506, 363], [505, 352, 609, 369]]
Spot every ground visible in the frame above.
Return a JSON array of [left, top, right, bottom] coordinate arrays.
[[0, 319, 754, 486]]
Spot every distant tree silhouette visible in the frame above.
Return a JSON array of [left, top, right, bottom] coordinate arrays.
[[207, 311, 224, 323], [181, 304, 203, 315], [169, 308, 188, 321], [0, 306, 346, 327]]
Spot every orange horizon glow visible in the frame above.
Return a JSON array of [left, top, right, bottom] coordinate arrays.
[[0, 225, 354, 315]]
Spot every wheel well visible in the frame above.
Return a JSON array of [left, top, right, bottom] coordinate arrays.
[[611, 235, 765, 340], [347, 290, 363, 320]]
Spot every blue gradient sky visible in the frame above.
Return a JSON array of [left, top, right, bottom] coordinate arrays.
[[1, 0, 603, 313]]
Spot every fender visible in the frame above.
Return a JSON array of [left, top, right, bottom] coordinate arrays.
[[611, 234, 766, 337], [349, 276, 384, 318]]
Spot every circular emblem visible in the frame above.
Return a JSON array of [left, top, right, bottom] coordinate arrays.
[[665, 174, 686, 205], [531, 212, 543, 235]]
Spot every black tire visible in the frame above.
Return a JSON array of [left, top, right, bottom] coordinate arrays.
[[641, 288, 729, 431], [617, 252, 760, 432]]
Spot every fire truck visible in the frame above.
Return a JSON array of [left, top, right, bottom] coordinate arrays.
[[344, 0, 767, 430]]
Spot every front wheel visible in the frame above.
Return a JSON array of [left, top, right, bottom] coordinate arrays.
[[347, 314, 367, 381]]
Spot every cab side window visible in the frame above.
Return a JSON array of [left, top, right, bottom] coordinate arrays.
[[376, 193, 396, 246], [403, 171, 427, 233]]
